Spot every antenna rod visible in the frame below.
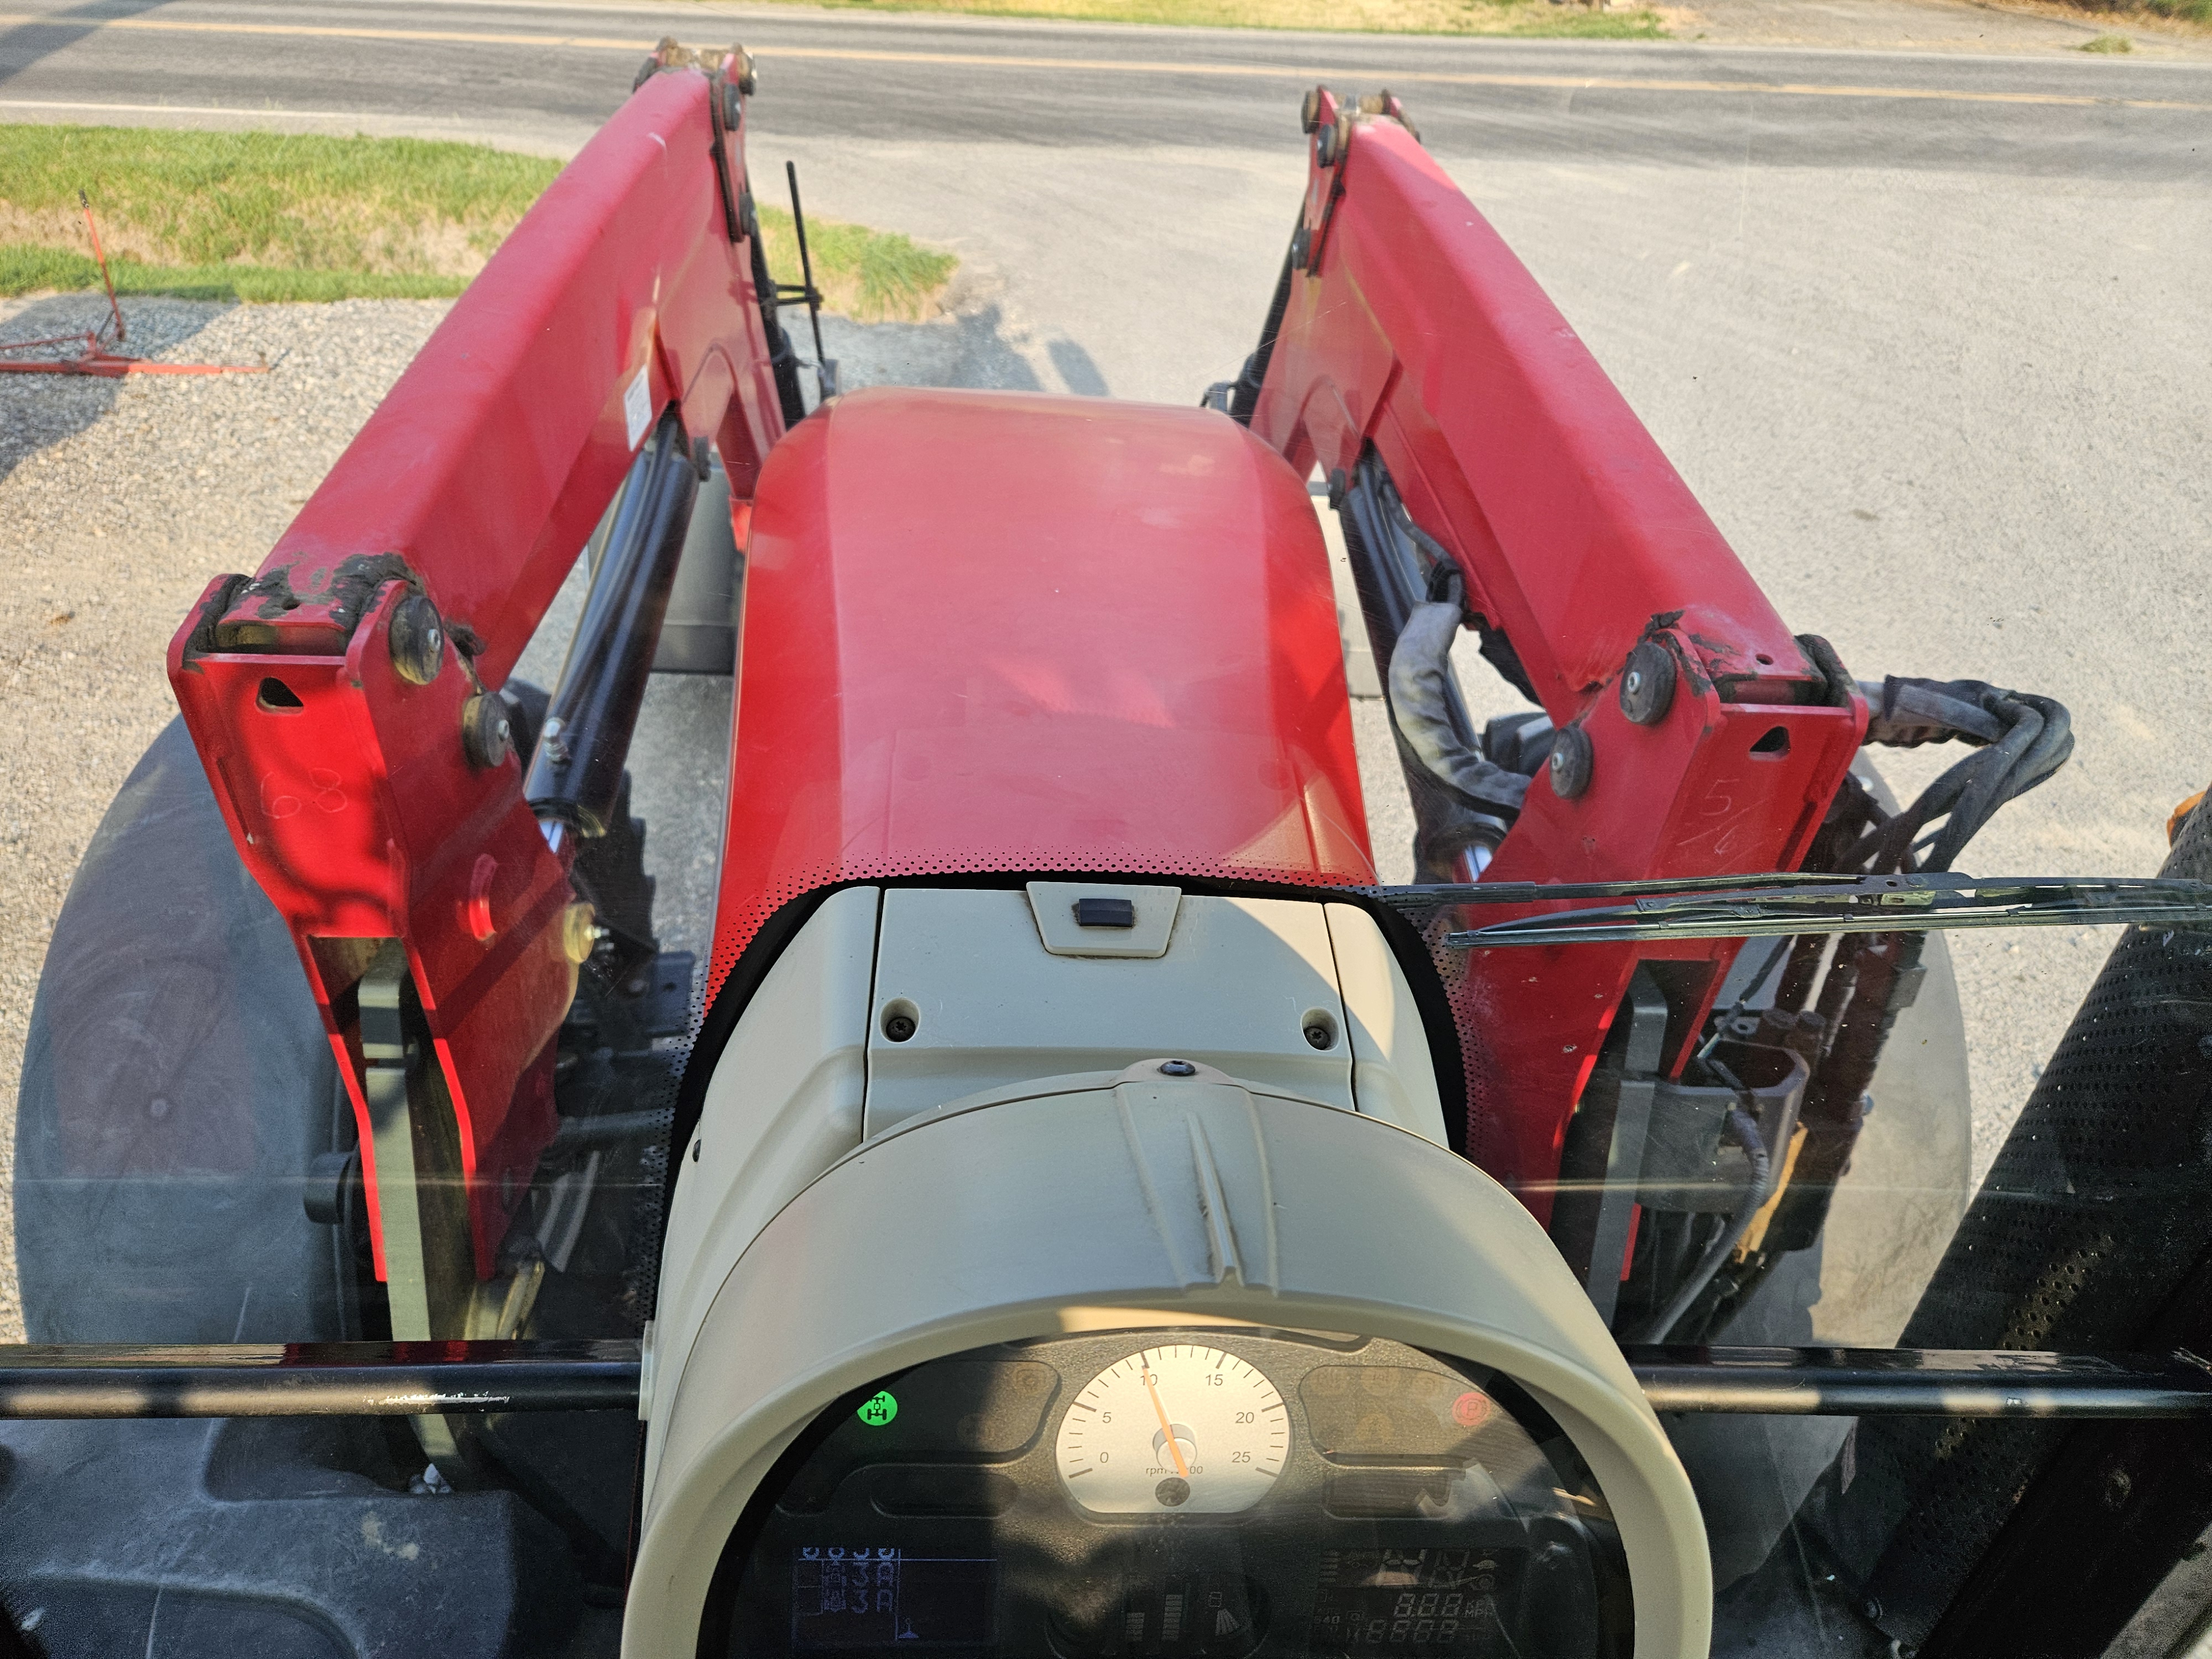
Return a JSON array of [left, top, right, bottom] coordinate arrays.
[[784, 161, 831, 397]]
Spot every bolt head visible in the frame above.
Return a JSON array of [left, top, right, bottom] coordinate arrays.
[[560, 901, 598, 965], [1303, 1024, 1333, 1050], [1547, 723, 1594, 800], [1159, 1059, 1198, 1077], [461, 693, 513, 770], [1619, 639, 1678, 726], [387, 591, 445, 687]]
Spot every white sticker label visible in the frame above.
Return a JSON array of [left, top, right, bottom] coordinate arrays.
[[623, 367, 653, 450]]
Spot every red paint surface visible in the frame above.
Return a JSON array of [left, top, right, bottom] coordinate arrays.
[[707, 388, 1373, 990], [168, 62, 785, 1276], [1253, 100, 1864, 1221]]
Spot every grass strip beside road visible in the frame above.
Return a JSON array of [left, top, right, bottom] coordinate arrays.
[[0, 126, 954, 319], [2109, 0, 2212, 20], [734, 0, 1664, 37], [0, 244, 466, 301], [782, 211, 959, 322]]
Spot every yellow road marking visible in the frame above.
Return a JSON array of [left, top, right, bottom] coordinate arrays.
[[0, 12, 2203, 112]]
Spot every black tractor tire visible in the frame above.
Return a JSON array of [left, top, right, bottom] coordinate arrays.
[[12, 685, 663, 1346], [9, 701, 640, 1658], [14, 717, 352, 1344]]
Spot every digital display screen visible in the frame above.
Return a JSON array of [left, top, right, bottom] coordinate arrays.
[[792, 1548, 997, 1650], [1307, 1548, 1517, 1653]]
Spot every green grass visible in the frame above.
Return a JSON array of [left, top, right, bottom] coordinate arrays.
[[2064, 0, 2212, 24], [0, 125, 556, 274], [2079, 29, 2133, 46], [0, 124, 957, 319], [726, 0, 1665, 34], [755, 204, 958, 322], [0, 243, 468, 302]]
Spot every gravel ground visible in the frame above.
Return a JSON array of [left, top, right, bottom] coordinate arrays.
[[0, 294, 453, 1339]]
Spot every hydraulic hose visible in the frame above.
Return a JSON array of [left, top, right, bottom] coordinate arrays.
[[1387, 599, 1531, 821], [1849, 680, 2074, 873]]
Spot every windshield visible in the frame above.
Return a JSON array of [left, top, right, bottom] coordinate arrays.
[[3, 6, 2208, 1658]]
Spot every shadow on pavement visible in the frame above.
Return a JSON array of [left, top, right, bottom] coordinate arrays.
[[818, 301, 1053, 398], [0, 292, 230, 484], [0, 0, 178, 92]]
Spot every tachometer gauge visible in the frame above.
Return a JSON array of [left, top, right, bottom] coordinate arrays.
[[1055, 1344, 1289, 1514]]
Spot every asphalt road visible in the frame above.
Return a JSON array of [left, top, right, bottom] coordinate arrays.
[[3, 0, 2209, 1175], [3, 0, 2209, 169]]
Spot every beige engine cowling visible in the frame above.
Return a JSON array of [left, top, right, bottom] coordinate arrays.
[[625, 885, 1711, 1657]]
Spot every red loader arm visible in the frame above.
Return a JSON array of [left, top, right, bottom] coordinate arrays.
[[1244, 89, 1866, 1224], [164, 48, 787, 1319]]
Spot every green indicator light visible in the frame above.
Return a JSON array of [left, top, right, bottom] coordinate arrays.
[[857, 1390, 899, 1428]]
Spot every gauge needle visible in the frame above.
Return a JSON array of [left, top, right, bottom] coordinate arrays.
[[1141, 1362, 1191, 1478]]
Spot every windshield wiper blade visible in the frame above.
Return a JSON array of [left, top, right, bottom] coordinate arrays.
[[1375, 872, 1867, 915], [1417, 874, 2212, 948]]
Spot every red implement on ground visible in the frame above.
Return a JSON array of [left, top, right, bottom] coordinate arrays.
[[0, 194, 269, 378]]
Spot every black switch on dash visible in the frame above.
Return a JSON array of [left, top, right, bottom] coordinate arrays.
[[1072, 897, 1137, 929]]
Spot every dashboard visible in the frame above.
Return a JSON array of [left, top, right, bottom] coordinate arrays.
[[704, 1329, 1631, 1659]]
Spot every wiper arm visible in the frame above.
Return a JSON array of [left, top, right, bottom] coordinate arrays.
[[1374, 873, 2212, 949]]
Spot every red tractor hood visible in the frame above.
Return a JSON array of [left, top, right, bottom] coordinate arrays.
[[708, 387, 1374, 994]]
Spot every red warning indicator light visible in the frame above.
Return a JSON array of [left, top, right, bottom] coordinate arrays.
[[1451, 1391, 1491, 1429]]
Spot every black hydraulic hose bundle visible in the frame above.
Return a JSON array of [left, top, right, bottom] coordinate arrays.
[[1333, 453, 1532, 879], [1387, 575, 1532, 825], [1850, 677, 2074, 874]]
